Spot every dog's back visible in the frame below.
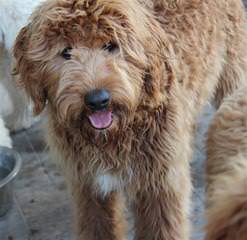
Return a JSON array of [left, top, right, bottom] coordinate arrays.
[[206, 87, 247, 240]]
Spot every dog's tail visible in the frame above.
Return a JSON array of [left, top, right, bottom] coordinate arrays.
[[205, 87, 247, 240]]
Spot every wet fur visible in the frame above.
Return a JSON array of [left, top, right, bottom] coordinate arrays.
[[13, 0, 247, 239], [206, 87, 247, 240]]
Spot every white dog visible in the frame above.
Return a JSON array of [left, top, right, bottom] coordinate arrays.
[[0, 0, 41, 131], [0, 116, 12, 148]]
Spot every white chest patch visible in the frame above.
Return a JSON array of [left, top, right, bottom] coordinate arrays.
[[95, 173, 125, 197]]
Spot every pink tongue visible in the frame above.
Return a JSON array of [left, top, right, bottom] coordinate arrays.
[[88, 110, 112, 129]]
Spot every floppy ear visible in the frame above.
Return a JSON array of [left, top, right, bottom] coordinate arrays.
[[143, 15, 174, 97], [13, 25, 47, 116]]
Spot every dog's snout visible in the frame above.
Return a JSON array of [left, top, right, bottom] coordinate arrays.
[[84, 89, 111, 111]]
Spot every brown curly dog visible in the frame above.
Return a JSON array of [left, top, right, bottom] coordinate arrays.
[[13, 0, 247, 239], [206, 87, 247, 240]]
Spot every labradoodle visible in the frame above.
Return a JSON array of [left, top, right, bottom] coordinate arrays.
[[13, 0, 247, 239], [206, 87, 247, 240]]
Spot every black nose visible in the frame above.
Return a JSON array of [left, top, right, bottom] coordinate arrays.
[[84, 89, 111, 111]]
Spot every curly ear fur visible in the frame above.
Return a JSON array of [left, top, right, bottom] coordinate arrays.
[[13, 0, 172, 115], [153, 0, 200, 11], [13, 25, 47, 116]]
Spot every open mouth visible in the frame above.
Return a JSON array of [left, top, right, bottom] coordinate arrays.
[[87, 110, 113, 130]]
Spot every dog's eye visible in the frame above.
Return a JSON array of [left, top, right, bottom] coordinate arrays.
[[61, 47, 72, 60], [102, 42, 118, 52]]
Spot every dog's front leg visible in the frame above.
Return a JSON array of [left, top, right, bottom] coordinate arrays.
[[73, 185, 126, 240], [132, 166, 191, 240]]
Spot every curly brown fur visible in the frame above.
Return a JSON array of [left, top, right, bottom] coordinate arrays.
[[206, 87, 247, 240], [13, 0, 247, 239]]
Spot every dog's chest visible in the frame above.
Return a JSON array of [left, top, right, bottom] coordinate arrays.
[[94, 171, 131, 196]]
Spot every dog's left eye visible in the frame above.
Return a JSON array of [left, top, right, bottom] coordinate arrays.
[[102, 42, 118, 52], [61, 47, 72, 60]]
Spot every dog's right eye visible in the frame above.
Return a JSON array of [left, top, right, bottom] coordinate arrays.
[[102, 42, 118, 53], [61, 47, 72, 60]]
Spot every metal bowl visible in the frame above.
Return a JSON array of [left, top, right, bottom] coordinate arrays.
[[0, 146, 21, 217]]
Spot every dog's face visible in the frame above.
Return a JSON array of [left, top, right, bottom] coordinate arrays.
[[14, 0, 167, 139]]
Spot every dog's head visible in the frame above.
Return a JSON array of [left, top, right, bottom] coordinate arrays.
[[13, 0, 170, 139]]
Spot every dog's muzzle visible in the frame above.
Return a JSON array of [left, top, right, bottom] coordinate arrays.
[[85, 89, 113, 130]]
